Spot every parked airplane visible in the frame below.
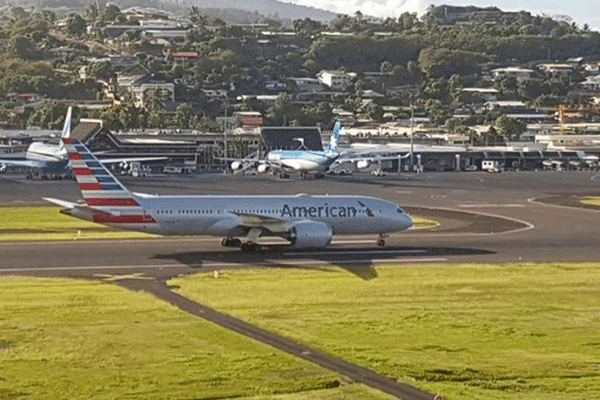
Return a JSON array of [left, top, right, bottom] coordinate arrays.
[[230, 121, 343, 178], [229, 122, 410, 178], [0, 107, 164, 179], [44, 138, 413, 251]]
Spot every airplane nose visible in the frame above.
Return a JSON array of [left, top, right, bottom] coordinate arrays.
[[401, 213, 413, 230]]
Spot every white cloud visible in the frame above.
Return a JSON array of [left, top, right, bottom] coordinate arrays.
[[285, 0, 428, 19]]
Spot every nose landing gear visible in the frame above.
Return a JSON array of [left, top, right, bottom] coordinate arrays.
[[377, 234, 388, 247]]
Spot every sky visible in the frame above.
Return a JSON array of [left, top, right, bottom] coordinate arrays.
[[283, 0, 600, 32]]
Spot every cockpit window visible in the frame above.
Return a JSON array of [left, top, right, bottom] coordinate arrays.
[[397, 208, 404, 214]]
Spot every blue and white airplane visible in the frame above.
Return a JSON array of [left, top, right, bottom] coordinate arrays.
[[0, 107, 74, 178], [44, 137, 413, 250], [0, 107, 164, 179], [230, 122, 343, 178]]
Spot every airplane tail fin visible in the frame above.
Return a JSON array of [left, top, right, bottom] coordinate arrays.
[[324, 121, 341, 154], [61, 107, 72, 139], [61, 138, 156, 224], [58, 107, 72, 153]]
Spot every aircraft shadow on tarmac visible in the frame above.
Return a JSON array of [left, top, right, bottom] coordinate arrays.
[[152, 246, 495, 281]]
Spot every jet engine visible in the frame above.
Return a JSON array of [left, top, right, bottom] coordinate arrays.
[[231, 161, 242, 170], [289, 220, 332, 249], [257, 163, 269, 173], [356, 160, 370, 169]]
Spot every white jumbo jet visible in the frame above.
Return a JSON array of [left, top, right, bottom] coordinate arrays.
[[44, 138, 413, 251], [0, 107, 163, 179]]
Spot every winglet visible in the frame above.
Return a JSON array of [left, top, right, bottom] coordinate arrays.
[[324, 121, 341, 154]]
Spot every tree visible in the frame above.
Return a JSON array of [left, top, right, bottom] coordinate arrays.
[[101, 4, 123, 24], [65, 13, 86, 37], [174, 103, 194, 129], [88, 61, 115, 82], [267, 93, 296, 125], [292, 18, 323, 37], [380, 61, 393, 74], [9, 36, 40, 60], [494, 116, 525, 141], [425, 99, 448, 126], [418, 48, 490, 78]]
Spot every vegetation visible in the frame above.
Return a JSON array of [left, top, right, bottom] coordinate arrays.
[[0, 4, 597, 132], [0, 276, 358, 400], [579, 196, 600, 206], [172, 264, 600, 399]]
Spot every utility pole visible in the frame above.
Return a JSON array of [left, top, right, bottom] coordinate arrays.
[[410, 98, 414, 172]]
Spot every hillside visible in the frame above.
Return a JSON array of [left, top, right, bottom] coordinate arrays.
[[191, 0, 336, 21], [6, 0, 337, 22]]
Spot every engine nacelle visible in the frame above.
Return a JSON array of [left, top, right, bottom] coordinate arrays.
[[356, 160, 370, 169], [289, 220, 332, 249], [230, 161, 242, 170], [257, 163, 269, 173]]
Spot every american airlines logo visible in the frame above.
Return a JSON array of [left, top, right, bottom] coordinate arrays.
[[281, 204, 358, 218]]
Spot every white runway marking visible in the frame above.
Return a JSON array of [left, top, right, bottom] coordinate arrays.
[[284, 249, 427, 256], [458, 204, 525, 208], [0, 257, 448, 274]]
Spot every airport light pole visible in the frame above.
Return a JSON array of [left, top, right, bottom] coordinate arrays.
[[409, 98, 414, 172], [223, 99, 228, 162]]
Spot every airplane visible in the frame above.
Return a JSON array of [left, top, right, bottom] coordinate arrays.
[[44, 138, 413, 251], [0, 107, 164, 179], [230, 121, 343, 178], [229, 122, 411, 178]]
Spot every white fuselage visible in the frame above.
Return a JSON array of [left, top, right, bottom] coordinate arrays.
[[95, 193, 412, 238]]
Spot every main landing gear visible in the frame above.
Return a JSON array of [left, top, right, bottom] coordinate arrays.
[[221, 237, 261, 252], [376, 234, 388, 247]]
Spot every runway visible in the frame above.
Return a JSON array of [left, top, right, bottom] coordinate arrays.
[[1, 170, 599, 280], [1, 170, 599, 399]]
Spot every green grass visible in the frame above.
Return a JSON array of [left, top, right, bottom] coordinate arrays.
[[580, 197, 600, 207], [171, 264, 600, 400], [0, 276, 406, 400], [0, 206, 435, 241]]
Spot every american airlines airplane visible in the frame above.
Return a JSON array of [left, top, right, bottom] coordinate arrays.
[[0, 107, 163, 179], [44, 138, 413, 251]]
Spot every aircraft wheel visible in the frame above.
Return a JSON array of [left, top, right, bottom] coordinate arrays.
[[241, 242, 259, 252], [222, 237, 241, 247], [377, 238, 385, 247]]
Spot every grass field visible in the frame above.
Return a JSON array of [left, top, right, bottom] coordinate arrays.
[[0, 276, 407, 400], [580, 196, 600, 207], [171, 264, 600, 400], [0, 206, 434, 241]]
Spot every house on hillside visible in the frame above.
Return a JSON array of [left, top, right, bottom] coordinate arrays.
[[490, 67, 534, 83], [316, 70, 357, 91]]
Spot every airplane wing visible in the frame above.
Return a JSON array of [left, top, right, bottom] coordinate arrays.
[[98, 156, 167, 164], [0, 159, 49, 169], [333, 152, 410, 168], [233, 211, 289, 233]]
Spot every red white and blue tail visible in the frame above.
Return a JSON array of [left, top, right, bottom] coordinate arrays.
[[54, 138, 156, 226]]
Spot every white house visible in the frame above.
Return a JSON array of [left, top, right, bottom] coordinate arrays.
[[316, 70, 357, 91]]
